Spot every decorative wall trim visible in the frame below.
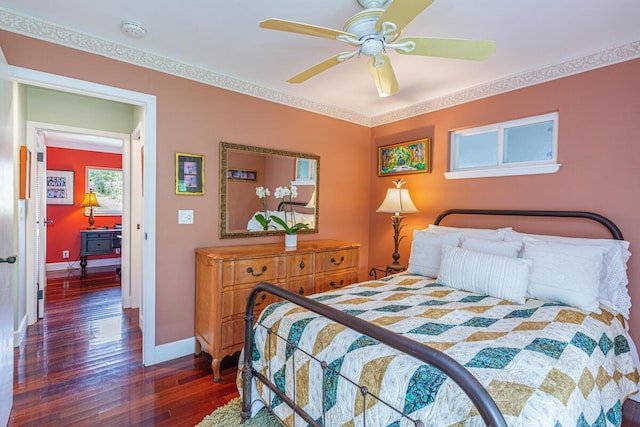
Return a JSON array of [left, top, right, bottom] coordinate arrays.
[[1, 7, 639, 127]]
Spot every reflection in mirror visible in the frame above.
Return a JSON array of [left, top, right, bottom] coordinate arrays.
[[220, 142, 319, 239]]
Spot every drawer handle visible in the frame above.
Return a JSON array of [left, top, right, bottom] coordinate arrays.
[[298, 286, 305, 295], [299, 260, 305, 270], [247, 265, 268, 277], [330, 256, 345, 266], [254, 293, 267, 307], [329, 279, 344, 288]]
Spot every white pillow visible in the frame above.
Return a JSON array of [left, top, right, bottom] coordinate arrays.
[[505, 229, 631, 317], [522, 238, 609, 313], [408, 231, 462, 278], [437, 245, 531, 304], [426, 224, 508, 241], [461, 237, 522, 258]]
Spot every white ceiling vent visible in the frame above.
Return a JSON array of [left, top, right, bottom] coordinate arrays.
[[121, 21, 146, 38]]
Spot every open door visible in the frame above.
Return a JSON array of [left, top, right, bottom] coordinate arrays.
[[34, 133, 47, 319], [0, 46, 16, 426]]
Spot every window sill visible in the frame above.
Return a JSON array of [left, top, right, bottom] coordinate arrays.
[[444, 163, 561, 180]]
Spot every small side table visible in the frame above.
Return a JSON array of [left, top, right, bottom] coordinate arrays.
[[369, 265, 406, 280]]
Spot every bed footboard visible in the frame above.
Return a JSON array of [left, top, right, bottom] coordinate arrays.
[[241, 282, 508, 427]]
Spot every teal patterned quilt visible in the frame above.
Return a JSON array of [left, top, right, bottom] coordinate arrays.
[[241, 274, 639, 426]]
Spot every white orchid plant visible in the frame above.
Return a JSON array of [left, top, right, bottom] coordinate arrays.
[[254, 186, 271, 230], [254, 184, 310, 234]]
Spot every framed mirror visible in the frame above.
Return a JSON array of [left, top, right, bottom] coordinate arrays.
[[220, 142, 319, 238]]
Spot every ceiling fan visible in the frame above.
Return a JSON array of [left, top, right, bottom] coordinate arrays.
[[260, 0, 496, 97]]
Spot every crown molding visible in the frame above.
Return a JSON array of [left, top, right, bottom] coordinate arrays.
[[1, 7, 639, 128]]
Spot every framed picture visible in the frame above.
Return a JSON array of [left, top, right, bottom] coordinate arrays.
[[378, 137, 431, 177], [227, 168, 257, 181], [46, 170, 74, 205], [176, 152, 204, 195]]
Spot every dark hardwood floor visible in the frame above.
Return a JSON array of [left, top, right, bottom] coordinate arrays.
[[8, 265, 640, 426], [9, 266, 239, 427]]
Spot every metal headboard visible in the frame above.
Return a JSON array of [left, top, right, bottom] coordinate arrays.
[[433, 209, 623, 240]]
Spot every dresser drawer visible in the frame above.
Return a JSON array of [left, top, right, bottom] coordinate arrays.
[[287, 253, 314, 278], [317, 249, 356, 273], [315, 270, 358, 294], [222, 256, 281, 287], [221, 287, 278, 319]]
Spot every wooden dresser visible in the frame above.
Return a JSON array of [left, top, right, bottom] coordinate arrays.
[[194, 239, 359, 381]]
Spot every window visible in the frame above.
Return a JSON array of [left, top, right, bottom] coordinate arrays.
[[86, 167, 123, 216], [446, 112, 560, 179]]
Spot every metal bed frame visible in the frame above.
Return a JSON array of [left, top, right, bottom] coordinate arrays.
[[241, 209, 622, 426]]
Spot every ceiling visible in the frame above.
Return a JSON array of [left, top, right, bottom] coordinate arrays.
[[1, 1, 640, 126]]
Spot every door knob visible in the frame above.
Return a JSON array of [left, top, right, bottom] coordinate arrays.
[[0, 255, 17, 264]]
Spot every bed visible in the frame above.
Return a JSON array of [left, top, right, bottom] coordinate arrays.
[[238, 210, 640, 426]]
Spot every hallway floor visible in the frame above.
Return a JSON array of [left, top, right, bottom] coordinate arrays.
[[9, 266, 239, 426]]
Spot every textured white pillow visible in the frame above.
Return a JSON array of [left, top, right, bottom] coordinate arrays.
[[461, 237, 522, 258], [505, 230, 631, 317], [437, 245, 531, 304], [408, 231, 462, 278], [426, 224, 508, 241], [522, 238, 609, 313]]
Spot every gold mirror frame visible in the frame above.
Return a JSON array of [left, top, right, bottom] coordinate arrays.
[[219, 142, 320, 239]]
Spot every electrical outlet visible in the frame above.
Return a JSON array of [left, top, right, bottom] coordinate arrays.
[[62, 250, 69, 259]]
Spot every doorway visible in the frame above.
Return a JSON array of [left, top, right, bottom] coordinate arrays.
[[11, 65, 158, 366], [26, 122, 136, 318]]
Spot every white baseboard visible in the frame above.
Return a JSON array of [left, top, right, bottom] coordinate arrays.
[[13, 313, 28, 347], [46, 258, 121, 272], [152, 337, 195, 365]]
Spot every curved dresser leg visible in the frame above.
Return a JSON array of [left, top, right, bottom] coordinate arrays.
[[211, 358, 222, 382]]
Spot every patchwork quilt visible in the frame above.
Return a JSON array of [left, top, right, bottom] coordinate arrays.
[[241, 274, 639, 426]]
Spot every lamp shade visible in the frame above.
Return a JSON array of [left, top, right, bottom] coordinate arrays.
[[376, 188, 418, 214], [81, 191, 101, 208], [305, 189, 316, 209]]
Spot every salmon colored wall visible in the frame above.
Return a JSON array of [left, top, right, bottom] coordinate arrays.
[[0, 30, 372, 346], [46, 147, 122, 263], [370, 58, 640, 346]]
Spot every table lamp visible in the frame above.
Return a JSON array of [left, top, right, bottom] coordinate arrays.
[[305, 189, 316, 209], [376, 179, 418, 272], [81, 190, 101, 229]]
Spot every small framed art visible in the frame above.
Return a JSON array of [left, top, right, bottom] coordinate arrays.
[[46, 170, 74, 205], [227, 169, 257, 181], [378, 137, 431, 177], [176, 152, 204, 195]]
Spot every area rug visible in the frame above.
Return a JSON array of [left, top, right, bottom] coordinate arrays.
[[196, 397, 284, 427]]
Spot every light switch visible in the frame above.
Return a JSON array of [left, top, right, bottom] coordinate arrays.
[[178, 210, 194, 224]]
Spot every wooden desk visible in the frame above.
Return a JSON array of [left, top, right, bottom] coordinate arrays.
[[79, 229, 121, 276]]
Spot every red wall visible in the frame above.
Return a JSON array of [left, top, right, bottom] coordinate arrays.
[[46, 147, 122, 263]]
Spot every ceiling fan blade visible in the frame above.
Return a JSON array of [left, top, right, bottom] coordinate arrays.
[[396, 37, 496, 60], [260, 18, 355, 40], [376, 0, 436, 33], [368, 55, 399, 97], [287, 53, 352, 83]]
